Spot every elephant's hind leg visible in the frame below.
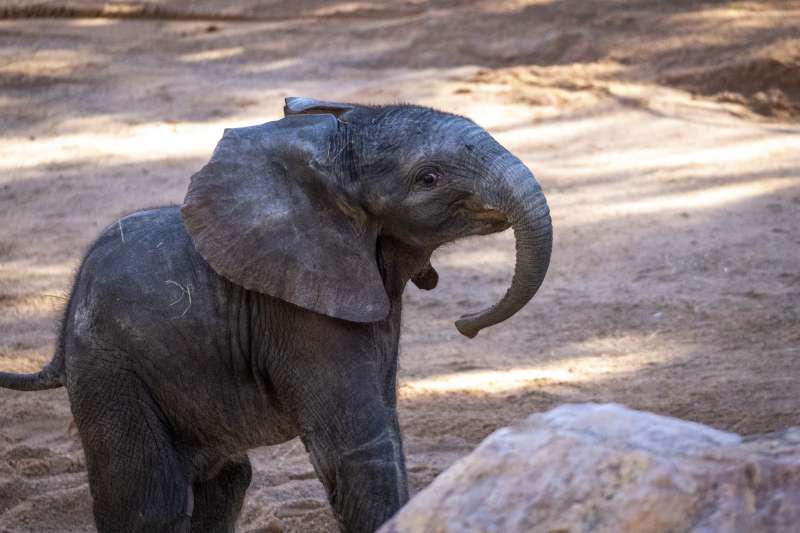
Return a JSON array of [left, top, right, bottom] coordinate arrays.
[[72, 380, 191, 533], [189, 454, 252, 533]]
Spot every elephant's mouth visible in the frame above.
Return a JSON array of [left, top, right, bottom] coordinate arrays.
[[411, 263, 439, 290]]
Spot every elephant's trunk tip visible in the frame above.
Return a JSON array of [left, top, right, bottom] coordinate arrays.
[[454, 315, 482, 338]]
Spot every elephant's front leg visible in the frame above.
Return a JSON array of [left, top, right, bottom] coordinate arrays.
[[302, 395, 408, 532]]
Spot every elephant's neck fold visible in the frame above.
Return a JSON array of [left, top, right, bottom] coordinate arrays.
[[376, 236, 432, 301]]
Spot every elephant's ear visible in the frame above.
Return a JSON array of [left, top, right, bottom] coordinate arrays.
[[283, 96, 355, 118], [181, 114, 389, 322]]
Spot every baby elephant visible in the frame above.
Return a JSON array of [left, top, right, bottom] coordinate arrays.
[[0, 98, 552, 533]]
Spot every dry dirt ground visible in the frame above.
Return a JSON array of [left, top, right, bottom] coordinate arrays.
[[1, 1, 799, 531]]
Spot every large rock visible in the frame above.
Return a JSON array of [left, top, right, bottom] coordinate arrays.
[[380, 404, 800, 533]]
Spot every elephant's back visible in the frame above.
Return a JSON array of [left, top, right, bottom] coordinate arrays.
[[66, 206, 224, 352], [89, 206, 199, 283]]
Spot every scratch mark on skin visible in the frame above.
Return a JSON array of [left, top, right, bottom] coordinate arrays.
[[184, 284, 192, 317], [332, 143, 347, 162], [166, 281, 183, 306], [327, 141, 347, 164], [118, 220, 125, 243], [165, 280, 192, 317]]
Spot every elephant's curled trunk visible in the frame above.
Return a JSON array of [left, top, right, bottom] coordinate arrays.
[[455, 160, 552, 338]]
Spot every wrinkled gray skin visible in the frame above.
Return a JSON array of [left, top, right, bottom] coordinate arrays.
[[0, 98, 551, 533]]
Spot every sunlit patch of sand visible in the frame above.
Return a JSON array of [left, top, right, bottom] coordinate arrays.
[[0, 119, 263, 175], [240, 58, 301, 74], [0, 261, 77, 303], [570, 176, 800, 225], [67, 18, 120, 27], [0, 261, 75, 280], [401, 336, 678, 397], [436, 245, 513, 269], [0, 48, 107, 76], [670, 5, 797, 29], [0, 354, 50, 373], [477, 0, 556, 14], [180, 47, 244, 62], [0, 293, 64, 318], [575, 136, 800, 173]]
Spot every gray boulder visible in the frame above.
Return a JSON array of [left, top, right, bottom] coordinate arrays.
[[380, 403, 800, 533]]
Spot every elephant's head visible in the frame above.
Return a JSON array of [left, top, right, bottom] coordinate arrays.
[[181, 97, 552, 338]]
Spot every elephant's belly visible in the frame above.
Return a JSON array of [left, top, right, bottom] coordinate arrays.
[[138, 345, 300, 455]]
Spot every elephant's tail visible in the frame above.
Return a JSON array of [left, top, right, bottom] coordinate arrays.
[[0, 349, 64, 391]]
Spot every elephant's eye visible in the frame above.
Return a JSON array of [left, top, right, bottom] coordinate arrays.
[[415, 170, 440, 189]]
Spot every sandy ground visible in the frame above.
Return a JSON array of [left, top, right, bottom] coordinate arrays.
[[1, 1, 799, 531]]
